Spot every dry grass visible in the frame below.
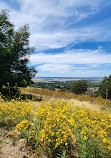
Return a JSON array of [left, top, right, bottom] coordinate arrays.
[[0, 88, 111, 158], [20, 87, 111, 115]]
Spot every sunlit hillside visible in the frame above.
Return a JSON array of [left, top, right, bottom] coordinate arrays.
[[0, 88, 111, 158], [21, 87, 111, 114]]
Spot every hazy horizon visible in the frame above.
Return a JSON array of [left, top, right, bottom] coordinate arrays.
[[34, 76, 104, 78]]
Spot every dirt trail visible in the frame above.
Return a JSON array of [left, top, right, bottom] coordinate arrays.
[[0, 128, 34, 158]]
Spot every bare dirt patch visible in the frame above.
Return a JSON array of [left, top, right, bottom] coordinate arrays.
[[0, 128, 34, 158]]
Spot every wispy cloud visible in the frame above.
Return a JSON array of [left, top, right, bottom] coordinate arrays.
[[36, 63, 111, 77], [1, 0, 110, 50], [30, 49, 111, 65], [1, 0, 111, 77], [29, 49, 111, 77]]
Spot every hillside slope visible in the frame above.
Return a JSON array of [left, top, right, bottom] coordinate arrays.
[[0, 88, 111, 158]]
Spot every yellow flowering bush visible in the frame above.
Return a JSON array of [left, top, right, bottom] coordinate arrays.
[[36, 100, 75, 156], [70, 106, 111, 157], [16, 99, 111, 157], [0, 98, 33, 127], [21, 87, 111, 110], [0, 93, 111, 157]]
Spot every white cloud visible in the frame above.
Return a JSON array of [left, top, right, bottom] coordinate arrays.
[[0, 1, 10, 10], [1, 0, 111, 77], [0, 0, 109, 50], [29, 49, 111, 77], [37, 64, 73, 74], [36, 63, 111, 77], [30, 49, 111, 65]]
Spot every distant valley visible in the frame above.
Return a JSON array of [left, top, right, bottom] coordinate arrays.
[[32, 77, 104, 82]]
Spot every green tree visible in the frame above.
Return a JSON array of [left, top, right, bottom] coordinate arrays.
[[71, 80, 88, 94], [98, 75, 111, 99], [0, 10, 36, 91]]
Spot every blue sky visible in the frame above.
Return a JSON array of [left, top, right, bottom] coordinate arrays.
[[1, 0, 111, 77]]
